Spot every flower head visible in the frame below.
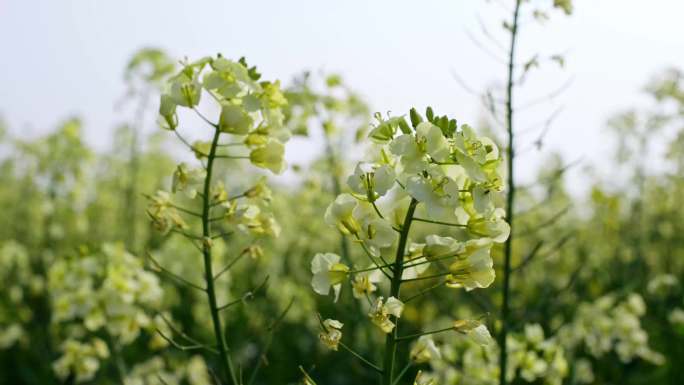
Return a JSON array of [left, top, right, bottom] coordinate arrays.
[[410, 335, 441, 363], [171, 163, 205, 199], [405, 170, 462, 221], [369, 296, 404, 333], [311, 253, 349, 302], [446, 238, 495, 291], [424, 235, 464, 260], [324, 194, 361, 235], [453, 319, 492, 346], [347, 162, 395, 199], [415, 121, 450, 162], [351, 269, 383, 299], [219, 103, 253, 134], [249, 139, 286, 174], [147, 191, 187, 233], [318, 319, 343, 351]]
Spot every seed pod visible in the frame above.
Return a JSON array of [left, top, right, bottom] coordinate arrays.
[[426, 106, 434, 121], [409, 108, 423, 128], [398, 118, 412, 134]]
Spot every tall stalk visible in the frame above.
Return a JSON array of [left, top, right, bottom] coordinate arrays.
[[381, 198, 418, 385], [499, 1, 522, 384], [123, 88, 149, 252], [201, 127, 238, 385]]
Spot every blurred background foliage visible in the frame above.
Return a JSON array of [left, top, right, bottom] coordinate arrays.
[[1, 6, 684, 385]]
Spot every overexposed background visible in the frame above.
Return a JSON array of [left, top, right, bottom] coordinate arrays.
[[1, 0, 683, 189]]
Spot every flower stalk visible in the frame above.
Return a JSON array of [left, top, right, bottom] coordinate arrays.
[[201, 127, 239, 385], [381, 198, 418, 385], [499, 1, 522, 385]]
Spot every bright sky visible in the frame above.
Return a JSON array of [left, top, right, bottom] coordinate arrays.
[[1, 0, 683, 187]]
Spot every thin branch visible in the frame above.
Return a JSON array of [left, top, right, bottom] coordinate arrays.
[[158, 313, 211, 348], [141, 193, 203, 218], [156, 329, 216, 354], [317, 313, 383, 373], [211, 193, 247, 207], [467, 289, 494, 314], [482, 89, 507, 128], [299, 366, 318, 385], [413, 217, 467, 228], [450, 70, 506, 105], [192, 107, 219, 128], [173, 129, 198, 153], [214, 250, 249, 281], [517, 106, 565, 155], [352, 236, 393, 280], [391, 362, 413, 385], [515, 205, 571, 237], [534, 232, 575, 264], [217, 276, 270, 312], [395, 326, 455, 342], [340, 342, 384, 373], [465, 29, 509, 65], [517, 106, 564, 136], [170, 228, 204, 241], [403, 280, 445, 303], [349, 248, 462, 278], [268, 297, 295, 331], [371, 200, 386, 220], [477, 15, 507, 52], [215, 155, 250, 159], [156, 374, 171, 385], [147, 253, 206, 292], [170, 204, 203, 218], [212, 231, 234, 240], [515, 76, 574, 111], [512, 240, 544, 271], [517, 157, 583, 191], [401, 271, 450, 284]]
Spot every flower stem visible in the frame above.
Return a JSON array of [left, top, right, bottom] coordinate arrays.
[[401, 271, 450, 283], [391, 362, 413, 385], [403, 280, 445, 303], [413, 217, 467, 227], [107, 333, 128, 384], [340, 342, 383, 373], [202, 127, 238, 385], [381, 198, 418, 385], [499, 2, 522, 385], [395, 326, 454, 342]]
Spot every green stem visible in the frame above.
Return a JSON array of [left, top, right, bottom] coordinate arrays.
[[107, 333, 128, 384], [348, 246, 466, 275], [391, 362, 413, 385], [412, 217, 466, 227], [499, 2, 521, 385], [381, 198, 418, 385], [354, 235, 392, 279], [124, 87, 149, 252], [403, 280, 445, 303], [340, 342, 383, 373], [201, 127, 238, 385], [395, 326, 454, 342], [401, 271, 450, 283]]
